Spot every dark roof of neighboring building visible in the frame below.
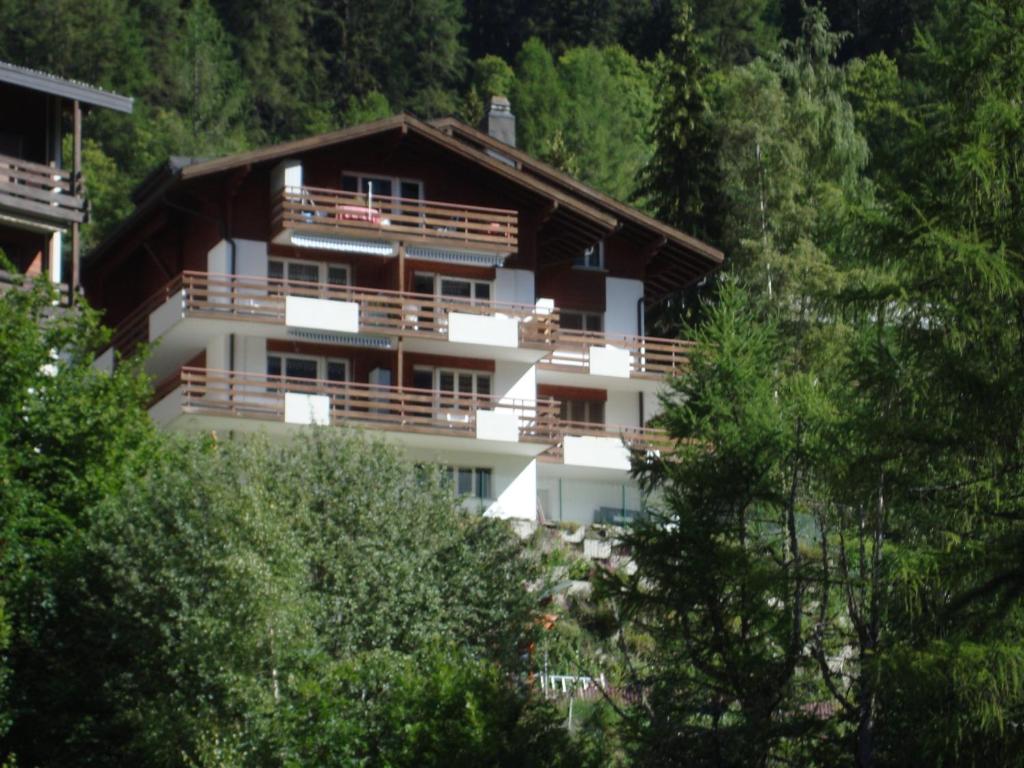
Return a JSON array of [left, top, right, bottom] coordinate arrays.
[[0, 60, 133, 113]]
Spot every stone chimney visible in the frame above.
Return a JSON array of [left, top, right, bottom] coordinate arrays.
[[485, 95, 516, 148]]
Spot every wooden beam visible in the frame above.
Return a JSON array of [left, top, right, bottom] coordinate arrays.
[[71, 99, 82, 297]]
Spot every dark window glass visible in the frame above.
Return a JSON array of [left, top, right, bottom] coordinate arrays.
[[400, 180, 422, 200], [287, 262, 319, 284], [326, 361, 348, 382], [476, 468, 492, 499], [413, 368, 433, 390], [267, 355, 282, 377], [268, 260, 284, 281], [440, 279, 472, 299], [586, 314, 603, 332], [327, 265, 349, 286], [476, 375, 491, 397], [361, 177, 391, 198], [561, 312, 583, 331], [341, 175, 359, 193], [457, 467, 474, 495], [475, 282, 491, 301], [413, 273, 434, 294], [439, 371, 455, 392], [285, 358, 318, 380]]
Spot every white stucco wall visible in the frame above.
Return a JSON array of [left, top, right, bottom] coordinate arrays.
[[402, 448, 538, 520], [605, 277, 643, 337], [606, 390, 640, 428], [494, 361, 536, 402], [238, 336, 267, 374], [206, 337, 229, 371], [235, 239, 268, 277], [271, 159, 303, 195], [207, 238, 267, 277], [495, 268, 535, 305]]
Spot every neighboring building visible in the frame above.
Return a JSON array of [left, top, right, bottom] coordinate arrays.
[[0, 61, 133, 297], [85, 101, 722, 525]]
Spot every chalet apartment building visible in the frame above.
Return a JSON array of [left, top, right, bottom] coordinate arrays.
[[81, 98, 721, 525], [0, 61, 133, 297]]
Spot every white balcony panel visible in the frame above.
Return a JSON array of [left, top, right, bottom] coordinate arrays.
[[149, 289, 186, 340], [93, 346, 115, 374], [149, 385, 184, 427], [563, 435, 631, 472], [284, 392, 330, 426], [589, 345, 632, 378], [448, 311, 518, 348], [285, 295, 359, 334], [476, 408, 521, 443]]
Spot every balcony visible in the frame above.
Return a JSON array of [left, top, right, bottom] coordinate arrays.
[[539, 331, 695, 390], [0, 153, 85, 229], [540, 420, 672, 476], [0, 269, 70, 305], [272, 186, 517, 256], [152, 367, 559, 456], [105, 271, 560, 377]]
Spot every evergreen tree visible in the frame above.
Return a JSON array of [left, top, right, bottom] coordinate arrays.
[[637, 5, 722, 242]]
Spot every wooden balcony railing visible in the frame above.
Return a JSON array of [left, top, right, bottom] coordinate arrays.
[[541, 420, 674, 463], [272, 185, 517, 253], [109, 271, 559, 357], [542, 330, 695, 380], [168, 367, 560, 443], [0, 269, 70, 305], [0, 153, 85, 225]]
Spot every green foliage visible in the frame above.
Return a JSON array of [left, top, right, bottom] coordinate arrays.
[[0, 270, 154, 766], [617, 282, 822, 766], [279, 645, 581, 767], [4, 430, 543, 765], [637, 5, 721, 238], [512, 39, 655, 200]]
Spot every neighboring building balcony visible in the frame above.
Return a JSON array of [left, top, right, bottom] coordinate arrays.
[[103, 271, 560, 378], [0, 268, 70, 305], [539, 331, 695, 391], [0, 152, 85, 231], [540, 420, 672, 477], [271, 186, 518, 259], [151, 366, 559, 456]]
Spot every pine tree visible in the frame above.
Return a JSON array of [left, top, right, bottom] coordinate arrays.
[[636, 5, 722, 243]]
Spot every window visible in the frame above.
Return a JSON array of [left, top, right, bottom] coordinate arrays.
[[412, 367, 433, 390], [414, 272, 493, 303], [341, 173, 423, 206], [439, 276, 491, 302], [446, 466, 493, 499], [267, 354, 349, 382], [438, 369, 491, 398], [267, 354, 318, 381], [573, 241, 604, 269], [325, 359, 349, 383], [268, 257, 350, 287], [561, 310, 603, 333], [559, 399, 605, 425]]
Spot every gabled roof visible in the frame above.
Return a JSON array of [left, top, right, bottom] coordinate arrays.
[[0, 60, 133, 113], [431, 118, 723, 265], [89, 113, 722, 295]]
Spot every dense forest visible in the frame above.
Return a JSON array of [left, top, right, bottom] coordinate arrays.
[[5, 0, 1024, 766]]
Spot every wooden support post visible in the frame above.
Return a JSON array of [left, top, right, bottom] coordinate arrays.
[[71, 99, 82, 298], [397, 339, 404, 390], [397, 242, 405, 390]]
